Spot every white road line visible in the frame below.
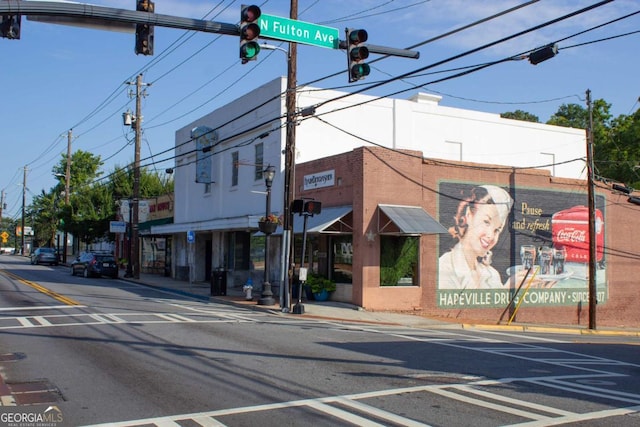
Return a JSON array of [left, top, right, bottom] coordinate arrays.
[[333, 396, 432, 426], [190, 415, 227, 426], [505, 404, 640, 426], [535, 378, 640, 404], [305, 400, 388, 427], [0, 305, 86, 312], [17, 317, 37, 327], [89, 314, 126, 324], [426, 386, 556, 421], [157, 313, 197, 323], [33, 316, 52, 326], [451, 384, 575, 416]]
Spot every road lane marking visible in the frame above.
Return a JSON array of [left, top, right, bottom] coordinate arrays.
[[0, 269, 81, 306], [332, 397, 431, 427], [0, 305, 85, 312]]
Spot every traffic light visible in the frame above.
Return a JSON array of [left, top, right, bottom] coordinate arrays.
[[1, 14, 21, 39], [240, 5, 261, 63], [346, 28, 369, 82], [135, 0, 155, 55], [529, 43, 558, 65], [613, 184, 632, 194], [629, 197, 640, 206], [303, 200, 322, 216], [291, 199, 304, 214]]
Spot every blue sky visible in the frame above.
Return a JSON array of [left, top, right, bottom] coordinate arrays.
[[1, 0, 638, 220]]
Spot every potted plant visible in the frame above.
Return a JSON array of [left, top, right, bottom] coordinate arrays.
[[306, 274, 336, 302], [258, 213, 281, 234]]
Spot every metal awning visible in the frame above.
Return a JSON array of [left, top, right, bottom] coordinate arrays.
[[301, 205, 352, 234], [378, 204, 448, 235], [256, 206, 353, 236]]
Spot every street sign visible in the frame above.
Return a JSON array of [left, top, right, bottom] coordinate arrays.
[[187, 230, 195, 243], [258, 14, 339, 49], [109, 221, 127, 234]]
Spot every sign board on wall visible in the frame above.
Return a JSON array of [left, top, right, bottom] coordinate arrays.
[[436, 181, 607, 308], [303, 170, 335, 191]]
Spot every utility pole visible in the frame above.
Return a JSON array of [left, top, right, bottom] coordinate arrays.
[[63, 129, 72, 264], [586, 89, 597, 330], [282, 0, 298, 312], [21, 165, 26, 255], [127, 74, 149, 280], [0, 189, 4, 226]]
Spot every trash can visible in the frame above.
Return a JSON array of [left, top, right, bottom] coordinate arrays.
[[211, 269, 227, 296]]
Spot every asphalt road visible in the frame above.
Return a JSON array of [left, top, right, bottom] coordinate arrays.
[[1, 254, 639, 427]]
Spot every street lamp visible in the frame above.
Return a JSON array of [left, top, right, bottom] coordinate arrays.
[[258, 165, 276, 306]]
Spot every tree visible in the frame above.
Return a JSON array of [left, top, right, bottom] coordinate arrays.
[[500, 110, 540, 123], [52, 150, 104, 246], [27, 189, 61, 247], [543, 99, 640, 188]]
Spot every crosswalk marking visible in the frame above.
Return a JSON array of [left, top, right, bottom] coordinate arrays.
[[82, 375, 640, 427], [0, 309, 268, 330]]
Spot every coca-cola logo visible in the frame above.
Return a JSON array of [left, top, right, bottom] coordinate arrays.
[[556, 228, 587, 243]]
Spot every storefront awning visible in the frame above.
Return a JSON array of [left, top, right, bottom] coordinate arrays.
[[378, 204, 448, 235], [300, 205, 352, 234]]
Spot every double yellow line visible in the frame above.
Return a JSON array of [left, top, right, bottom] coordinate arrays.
[[0, 269, 81, 306]]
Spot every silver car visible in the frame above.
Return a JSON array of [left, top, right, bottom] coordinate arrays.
[[31, 247, 59, 266]]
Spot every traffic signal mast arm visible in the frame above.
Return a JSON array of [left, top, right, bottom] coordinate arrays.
[[338, 40, 420, 59], [0, 1, 238, 35]]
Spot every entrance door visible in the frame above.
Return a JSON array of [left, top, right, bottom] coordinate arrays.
[[205, 239, 212, 281]]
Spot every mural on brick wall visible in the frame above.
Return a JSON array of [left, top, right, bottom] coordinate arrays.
[[437, 181, 607, 309]]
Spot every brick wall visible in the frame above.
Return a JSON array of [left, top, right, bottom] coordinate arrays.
[[296, 147, 640, 328]]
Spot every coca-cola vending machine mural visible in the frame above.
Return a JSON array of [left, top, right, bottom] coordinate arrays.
[[437, 181, 607, 309]]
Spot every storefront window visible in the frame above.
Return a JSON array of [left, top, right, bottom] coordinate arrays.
[[380, 235, 419, 286], [227, 231, 250, 270], [293, 234, 319, 274], [332, 236, 353, 283], [141, 237, 167, 274]]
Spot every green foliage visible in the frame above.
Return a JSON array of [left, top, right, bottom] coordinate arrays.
[[27, 150, 174, 247], [500, 110, 540, 123], [380, 236, 418, 286], [306, 274, 336, 293], [516, 100, 640, 189]]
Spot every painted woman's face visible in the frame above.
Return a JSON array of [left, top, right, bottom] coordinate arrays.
[[462, 203, 504, 257]]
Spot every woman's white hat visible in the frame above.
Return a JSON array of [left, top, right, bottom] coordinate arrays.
[[480, 185, 513, 225]]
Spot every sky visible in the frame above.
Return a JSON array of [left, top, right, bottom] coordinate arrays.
[[1, 0, 639, 221]]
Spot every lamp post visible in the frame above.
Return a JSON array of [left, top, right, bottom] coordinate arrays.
[[258, 165, 276, 306]]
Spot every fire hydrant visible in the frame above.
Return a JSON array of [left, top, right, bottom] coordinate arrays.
[[243, 278, 253, 301]]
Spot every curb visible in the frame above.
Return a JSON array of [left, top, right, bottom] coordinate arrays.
[[462, 323, 640, 337], [122, 277, 640, 337]]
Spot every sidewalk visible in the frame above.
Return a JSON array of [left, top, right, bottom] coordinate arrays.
[[124, 272, 640, 337]]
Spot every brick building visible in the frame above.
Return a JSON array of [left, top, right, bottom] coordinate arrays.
[[295, 146, 639, 328]]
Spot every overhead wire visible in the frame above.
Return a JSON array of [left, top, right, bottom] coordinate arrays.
[[89, 0, 628, 188], [312, 0, 615, 110], [15, 0, 636, 217]]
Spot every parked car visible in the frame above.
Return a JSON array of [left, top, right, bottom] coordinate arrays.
[[70, 252, 119, 278], [31, 247, 59, 266]]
